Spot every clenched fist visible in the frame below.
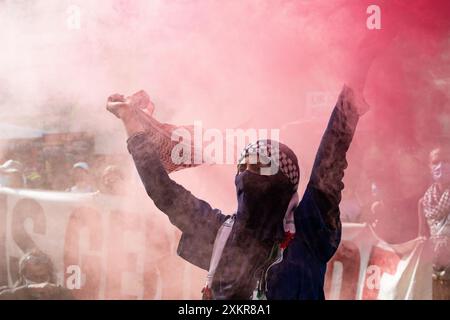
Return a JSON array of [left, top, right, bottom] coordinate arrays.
[[106, 90, 152, 119], [106, 93, 131, 119]]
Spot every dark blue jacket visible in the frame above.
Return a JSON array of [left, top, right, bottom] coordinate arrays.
[[127, 86, 360, 299]]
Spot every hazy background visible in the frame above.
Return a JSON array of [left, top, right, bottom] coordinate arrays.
[[0, 0, 449, 297]]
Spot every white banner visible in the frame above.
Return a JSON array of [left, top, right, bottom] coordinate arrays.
[[0, 188, 433, 299], [324, 223, 433, 299], [0, 187, 205, 299]]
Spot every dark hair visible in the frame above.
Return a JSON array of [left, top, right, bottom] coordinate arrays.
[[14, 249, 55, 287]]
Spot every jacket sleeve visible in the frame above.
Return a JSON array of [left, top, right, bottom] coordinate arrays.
[[132, 108, 200, 174], [127, 131, 227, 237], [295, 85, 362, 262]]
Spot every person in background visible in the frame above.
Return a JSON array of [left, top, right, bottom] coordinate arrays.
[[100, 165, 126, 195], [45, 151, 72, 191], [363, 148, 425, 244], [356, 181, 382, 228], [23, 146, 45, 189], [419, 147, 450, 300], [67, 162, 97, 193], [0, 249, 74, 300], [0, 159, 25, 189]]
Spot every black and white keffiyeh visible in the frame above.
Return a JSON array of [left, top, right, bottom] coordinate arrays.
[[238, 140, 300, 191], [423, 183, 450, 237]]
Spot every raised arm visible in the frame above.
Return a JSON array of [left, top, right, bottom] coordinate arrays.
[[295, 86, 364, 262], [107, 95, 227, 235], [106, 91, 200, 174], [294, 31, 393, 261], [309, 85, 362, 204]]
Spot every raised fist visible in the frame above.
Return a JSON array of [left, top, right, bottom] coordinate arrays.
[[106, 93, 130, 119]]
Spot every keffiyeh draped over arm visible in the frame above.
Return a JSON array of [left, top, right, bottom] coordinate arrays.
[[127, 132, 228, 269], [131, 107, 201, 173], [296, 85, 363, 262]]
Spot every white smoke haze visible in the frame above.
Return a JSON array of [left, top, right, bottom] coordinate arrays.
[[1, 0, 349, 202], [0, 0, 350, 129], [0, 0, 449, 298]]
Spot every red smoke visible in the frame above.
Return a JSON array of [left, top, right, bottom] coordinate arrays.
[[1, 1, 449, 297]]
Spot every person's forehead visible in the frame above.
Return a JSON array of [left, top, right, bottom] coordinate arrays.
[[239, 153, 271, 164]]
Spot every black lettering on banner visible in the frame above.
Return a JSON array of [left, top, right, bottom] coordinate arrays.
[[12, 199, 46, 251], [10, 199, 46, 283], [0, 194, 7, 286]]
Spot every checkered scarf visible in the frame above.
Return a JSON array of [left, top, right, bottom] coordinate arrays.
[[423, 183, 450, 236], [202, 140, 300, 300], [238, 140, 300, 191]]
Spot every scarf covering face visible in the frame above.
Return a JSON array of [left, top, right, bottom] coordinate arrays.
[[207, 140, 300, 299]]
